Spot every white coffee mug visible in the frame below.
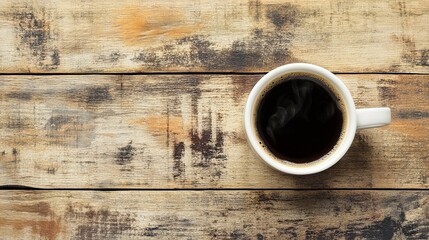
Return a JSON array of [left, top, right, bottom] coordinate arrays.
[[244, 63, 391, 175]]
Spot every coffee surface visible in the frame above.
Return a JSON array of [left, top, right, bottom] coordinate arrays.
[[256, 78, 343, 163]]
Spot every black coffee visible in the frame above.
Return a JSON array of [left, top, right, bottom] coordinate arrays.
[[256, 76, 344, 163]]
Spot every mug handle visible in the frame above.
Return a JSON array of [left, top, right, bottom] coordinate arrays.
[[356, 108, 391, 129]]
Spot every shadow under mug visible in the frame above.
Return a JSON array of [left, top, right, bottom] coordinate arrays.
[[244, 63, 391, 175]]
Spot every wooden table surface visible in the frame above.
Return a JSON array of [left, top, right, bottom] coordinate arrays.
[[0, 0, 428, 239]]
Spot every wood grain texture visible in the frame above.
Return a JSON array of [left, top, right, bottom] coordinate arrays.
[[0, 190, 428, 239], [0, 0, 428, 73], [0, 74, 427, 189]]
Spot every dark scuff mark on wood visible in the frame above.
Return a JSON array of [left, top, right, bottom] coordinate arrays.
[[6, 107, 31, 130], [401, 221, 429, 239], [15, 9, 48, 54], [354, 133, 374, 152], [173, 141, 185, 179], [84, 86, 113, 104], [209, 229, 227, 239], [142, 28, 287, 70], [348, 217, 398, 239], [140, 217, 191, 238], [97, 51, 123, 63], [397, 111, 429, 119], [143, 226, 161, 237], [377, 85, 396, 101], [166, 97, 186, 180], [11, 6, 60, 70], [255, 192, 281, 210], [190, 79, 202, 118], [51, 48, 60, 66], [129, 2, 306, 71], [231, 75, 257, 103], [265, 3, 301, 29], [377, 78, 397, 101], [190, 115, 213, 167], [230, 229, 247, 240], [257, 192, 271, 203], [179, 30, 293, 71], [403, 47, 429, 67], [215, 113, 224, 151], [189, 110, 227, 181], [417, 49, 429, 66], [131, 51, 161, 67], [115, 141, 136, 165], [136, 75, 202, 98], [396, 35, 429, 67], [209, 229, 248, 240], [278, 227, 298, 238], [12, 148, 19, 161], [47, 166, 56, 174], [190, 111, 226, 167], [67, 85, 113, 106], [66, 205, 136, 240], [166, 103, 170, 152], [46, 115, 71, 130], [303, 207, 428, 239], [5, 92, 32, 100]]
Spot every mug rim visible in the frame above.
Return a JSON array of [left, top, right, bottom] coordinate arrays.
[[244, 63, 357, 175]]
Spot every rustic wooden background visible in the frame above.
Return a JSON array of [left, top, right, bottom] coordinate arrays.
[[0, 0, 428, 239]]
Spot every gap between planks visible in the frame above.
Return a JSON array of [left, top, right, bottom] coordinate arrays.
[[1, 186, 429, 191], [0, 72, 428, 76]]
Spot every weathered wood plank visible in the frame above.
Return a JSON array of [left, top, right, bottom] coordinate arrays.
[[0, 74, 428, 188], [0, 0, 427, 73], [0, 190, 428, 239]]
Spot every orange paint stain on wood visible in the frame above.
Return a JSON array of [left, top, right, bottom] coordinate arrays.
[[130, 115, 186, 140], [0, 219, 63, 240], [0, 202, 63, 240], [116, 6, 201, 45]]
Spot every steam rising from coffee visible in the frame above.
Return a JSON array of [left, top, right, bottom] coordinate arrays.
[[255, 77, 344, 163], [266, 80, 336, 143]]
